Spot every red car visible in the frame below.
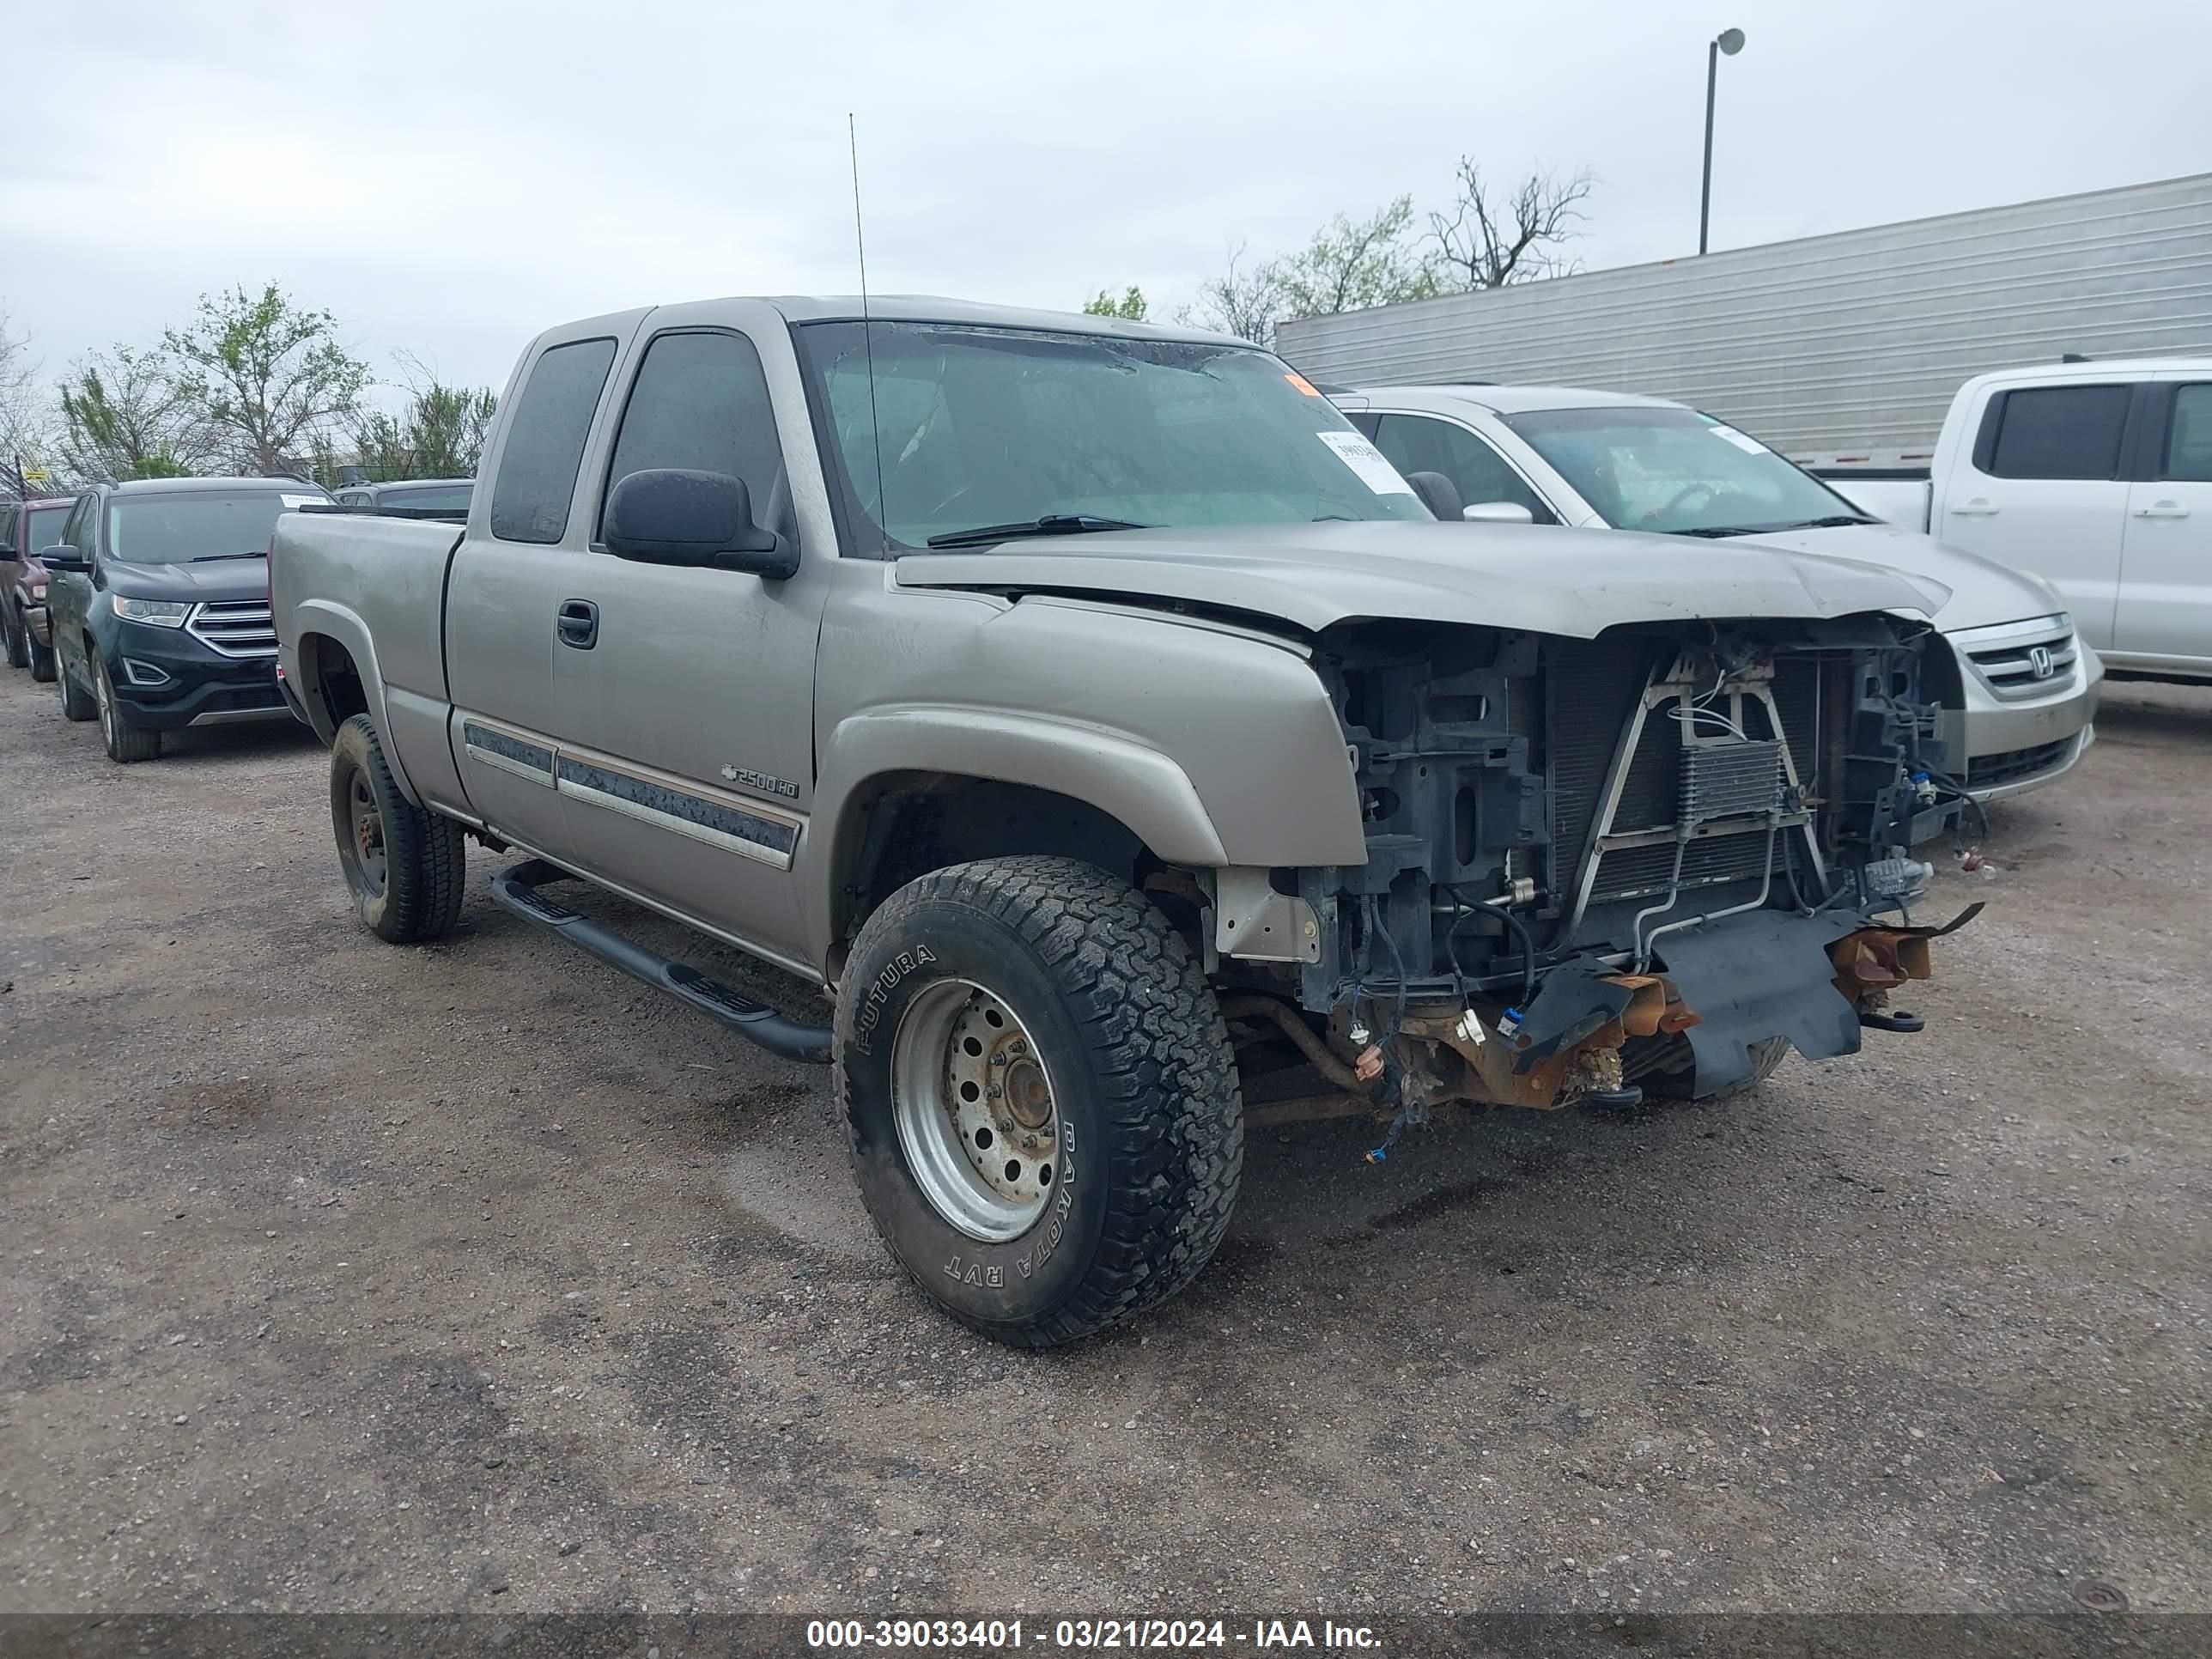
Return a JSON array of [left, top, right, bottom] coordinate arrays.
[[1, 495, 73, 681]]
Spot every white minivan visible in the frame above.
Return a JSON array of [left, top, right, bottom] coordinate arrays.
[[1337, 385, 2103, 804]]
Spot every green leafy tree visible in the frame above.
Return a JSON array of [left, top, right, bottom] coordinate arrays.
[[164, 283, 370, 476], [1273, 197, 1441, 320], [343, 363, 498, 483], [1081, 286, 1149, 321], [56, 345, 213, 483]]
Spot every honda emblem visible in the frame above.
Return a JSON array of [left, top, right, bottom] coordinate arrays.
[[2027, 645, 2055, 680]]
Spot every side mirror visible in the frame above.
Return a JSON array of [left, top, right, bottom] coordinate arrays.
[[1402, 470, 1464, 521], [40, 545, 88, 573], [1462, 501, 1535, 525], [603, 468, 796, 579]]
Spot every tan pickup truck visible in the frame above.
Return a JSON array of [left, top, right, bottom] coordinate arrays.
[[271, 295, 1972, 1346]]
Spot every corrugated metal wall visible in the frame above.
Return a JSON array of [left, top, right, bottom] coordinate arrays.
[[1276, 173, 2212, 463]]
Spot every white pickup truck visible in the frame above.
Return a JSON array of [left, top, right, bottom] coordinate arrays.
[[1819, 359, 2212, 685]]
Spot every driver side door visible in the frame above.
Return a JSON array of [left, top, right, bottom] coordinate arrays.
[[46, 494, 100, 690]]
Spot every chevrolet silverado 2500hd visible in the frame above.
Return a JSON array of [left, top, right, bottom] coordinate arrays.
[[272, 296, 1970, 1346]]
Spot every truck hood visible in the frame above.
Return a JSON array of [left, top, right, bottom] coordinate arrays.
[[104, 556, 270, 606], [895, 522, 1950, 639], [1722, 522, 2060, 633]]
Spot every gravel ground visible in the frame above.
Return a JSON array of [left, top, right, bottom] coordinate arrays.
[[1, 668, 2206, 1619]]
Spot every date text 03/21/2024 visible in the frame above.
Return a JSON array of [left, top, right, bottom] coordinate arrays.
[[805, 1619, 1383, 1650]]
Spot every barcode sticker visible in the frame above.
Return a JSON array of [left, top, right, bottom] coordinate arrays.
[[1317, 430, 1417, 496], [1708, 425, 1768, 455]]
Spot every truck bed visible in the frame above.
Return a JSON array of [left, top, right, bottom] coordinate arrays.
[[270, 511, 463, 733]]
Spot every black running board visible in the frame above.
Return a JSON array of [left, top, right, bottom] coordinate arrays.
[[489, 859, 833, 1064]]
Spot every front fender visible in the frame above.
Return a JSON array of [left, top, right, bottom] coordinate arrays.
[[287, 598, 422, 805]]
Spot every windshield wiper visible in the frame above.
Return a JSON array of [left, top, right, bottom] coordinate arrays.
[[925, 514, 1150, 550], [191, 550, 269, 562], [1672, 514, 1873, 539]]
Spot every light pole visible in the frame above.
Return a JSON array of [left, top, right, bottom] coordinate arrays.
[[1699, 27, 1746, 255]]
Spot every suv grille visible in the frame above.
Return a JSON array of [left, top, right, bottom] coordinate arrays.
[[187, 600, 277, 659], [1955, 615, 2077, 701]]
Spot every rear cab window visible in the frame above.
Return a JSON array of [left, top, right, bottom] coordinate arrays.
[[489, 337, 619, 544], [1981, 385, 2133, 480]]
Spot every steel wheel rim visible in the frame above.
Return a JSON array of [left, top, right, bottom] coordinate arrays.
[[890, 977, 1061, 1242], [94, 661, 114, 744], [347, 771, 387, 896]]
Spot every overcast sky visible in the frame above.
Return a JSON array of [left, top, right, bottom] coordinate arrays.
[[4, 0, 2209, 403]]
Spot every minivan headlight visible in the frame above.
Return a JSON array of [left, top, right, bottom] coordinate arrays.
[[112, 597, 192, 628]]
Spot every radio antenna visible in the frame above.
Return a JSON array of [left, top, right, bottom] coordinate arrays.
[[848, 112, 890, 553]]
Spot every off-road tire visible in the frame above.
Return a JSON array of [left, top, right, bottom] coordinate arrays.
[[3, 603, 25, 670], [1643, 1034, 1791, 1101], [331, 714, 465, 943], [57, 651, 96, 720], [94, 657, 161, 763], [836, 855, 1243, 1347]]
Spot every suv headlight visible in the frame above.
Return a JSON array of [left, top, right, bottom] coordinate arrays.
[[112, 597, 192, 628], [28, 580, 45, 600]]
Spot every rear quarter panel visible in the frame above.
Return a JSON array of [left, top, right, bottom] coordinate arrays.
[[272, 514, 465, 805]]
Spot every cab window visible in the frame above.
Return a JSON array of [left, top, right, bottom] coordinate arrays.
[[599, 329, 785, 540]]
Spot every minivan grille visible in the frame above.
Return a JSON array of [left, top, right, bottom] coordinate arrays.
[[1957, 615, 2077, 701], [187, 600, 277, 659]]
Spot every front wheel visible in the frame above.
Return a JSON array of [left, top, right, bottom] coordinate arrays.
[[330, 714, 466, 942], [1638, 1034, 1790, 1101], [2, 603, 25, 670], [836, 856, 1243, 1347], [26, 625, 54, 683], [94, 657, 161, 763], [57, 650, 96, 720]]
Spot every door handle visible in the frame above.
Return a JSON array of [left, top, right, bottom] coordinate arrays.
[[1951, 500, 1999, 517], [2132, 501, 2191, 519], [556, 599, 599, 649]]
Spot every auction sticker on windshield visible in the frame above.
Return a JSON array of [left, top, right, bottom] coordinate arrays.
[[1705, 422, 1769, 455], [1317, 430, 1416, 496]]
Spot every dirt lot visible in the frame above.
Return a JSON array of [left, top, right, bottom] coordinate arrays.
[[1, 668, 2207, 1620]]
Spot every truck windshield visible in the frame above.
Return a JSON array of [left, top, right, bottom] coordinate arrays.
[[797, 321, 1430, 551], [106, 489, 328, 562], [1502, 406, 1868, 537]]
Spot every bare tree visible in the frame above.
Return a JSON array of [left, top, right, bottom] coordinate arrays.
[[1177, 242, 1290, 348], [0, 310, 53, 491], [1273, 197, 1440, 319], [1428, 163, 1595, 290], [56, 344, 215, 482]]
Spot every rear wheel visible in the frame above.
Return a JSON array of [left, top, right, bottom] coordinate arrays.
[[57, 647, 96, 720], [94, 657, 161, 763], [331, 713, 466, 943], [836, 856, 1243, 1347]]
